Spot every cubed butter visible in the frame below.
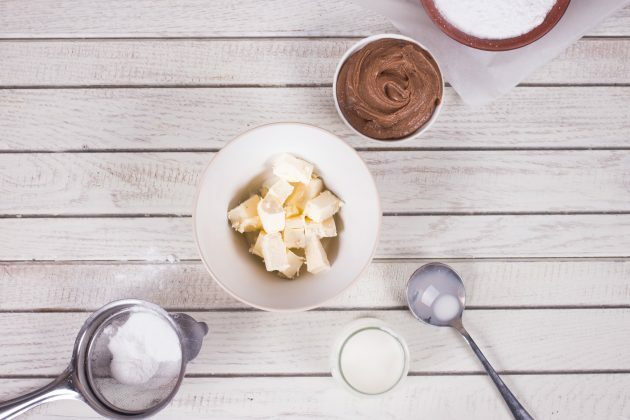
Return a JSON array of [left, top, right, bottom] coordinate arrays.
[[305, 217, 337, 238], [284, 228, 305, 249], [273, 154, 314, 184], [249, 231, 266, 258], [305, 177, 324, 200], [304, 191, 344, 223], [283, 215, 306, 248], [260, 176, 280, 197], [284, 183, 306, 217], [228, 195, 262, 232], [305, 236, 330, 274], [257, 196, 285, 233], [285, 215, 305, 229], [227, 154, 342, 279], [261, 232, 290, 271], [235, 217, 261, 233], [279, 250, 304, 279], [284, 178, 324, 216], [266, 179, 294, 204]]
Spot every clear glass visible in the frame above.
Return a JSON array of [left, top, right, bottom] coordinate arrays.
[[330, 318, 410, 397]]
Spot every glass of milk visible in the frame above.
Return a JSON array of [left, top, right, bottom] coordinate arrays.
[[331, 318, 409, 396]]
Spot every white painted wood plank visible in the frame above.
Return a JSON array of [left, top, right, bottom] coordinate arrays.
[[0, 309, 628, 375], [1, 260, 629, 310], [0, 215, 628, 261], [0, 0, 627, 37], [2, 87, 629, 151], [2, 375, 628, 420], [593, 6, 630, 35], [380, 215, 630, 258], [1, 39, 628, 87], [1, 151, 629, 215], [0, 0, 396, 38], [0, 218, 195, 261]]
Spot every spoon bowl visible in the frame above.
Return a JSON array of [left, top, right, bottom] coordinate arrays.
[[406, 262, 465, 327]]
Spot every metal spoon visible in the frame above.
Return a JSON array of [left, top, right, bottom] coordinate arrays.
[[406, 262, 534, 420]]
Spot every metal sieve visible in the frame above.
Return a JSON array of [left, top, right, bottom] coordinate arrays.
[[0, 300, 208, 419]]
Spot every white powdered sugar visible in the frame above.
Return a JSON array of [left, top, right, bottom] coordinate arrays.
[[433, 0, 558, 40], [106, 312, 182, 386]]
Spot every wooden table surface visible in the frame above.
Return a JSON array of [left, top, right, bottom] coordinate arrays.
[[1, 1, 630, 419]]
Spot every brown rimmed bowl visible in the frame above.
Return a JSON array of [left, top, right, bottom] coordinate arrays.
[[420, 0, 571, 51]]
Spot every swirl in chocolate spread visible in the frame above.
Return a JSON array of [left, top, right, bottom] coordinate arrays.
[[336, 38, 443, 140]]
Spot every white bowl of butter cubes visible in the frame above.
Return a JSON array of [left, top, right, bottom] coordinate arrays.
[[194, 123, 381, 311]]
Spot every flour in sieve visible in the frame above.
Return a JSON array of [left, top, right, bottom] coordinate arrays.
[[106, 311, 182, 386], [433, 0, 558, 40]]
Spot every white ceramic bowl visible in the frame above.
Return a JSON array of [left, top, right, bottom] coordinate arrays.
[[193, 123, 381, 312], [333, 33, 445, 142]]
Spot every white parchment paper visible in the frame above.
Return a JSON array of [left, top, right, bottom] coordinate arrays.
[[352, 0, 630, 105]]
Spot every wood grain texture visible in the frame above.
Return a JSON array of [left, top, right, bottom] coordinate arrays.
[[0, 0, 396, 38], [5, 374, 630, 420], [594, 6, 630, 36], [0, 2, 628, 418], [381, 215, 630, 258], [1, 309, 629, 375], [3, 375, 630, 420], [0, 1, 627, 38], [1, 39, 629, 87], [0, 215, 629, 261], [2, 87, 629, 151], [1, 151, 629, 215], [1, 260, 629, 310]]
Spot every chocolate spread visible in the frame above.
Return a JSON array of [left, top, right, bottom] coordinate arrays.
[[336, 38, 443, 140]]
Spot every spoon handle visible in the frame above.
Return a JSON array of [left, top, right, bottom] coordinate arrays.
[[0, 369, 79, 419], [454, 322, 534, 420]]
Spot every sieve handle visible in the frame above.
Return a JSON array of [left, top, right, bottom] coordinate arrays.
[[171, 313, 209, 362], [0, 368, 80, 419]]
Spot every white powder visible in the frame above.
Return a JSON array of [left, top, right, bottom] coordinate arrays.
[[106, 312, 182, 386], [433, 0, 558, 40]]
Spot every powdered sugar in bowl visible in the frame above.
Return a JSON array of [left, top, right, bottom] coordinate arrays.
[[421, 0, 571, 51]]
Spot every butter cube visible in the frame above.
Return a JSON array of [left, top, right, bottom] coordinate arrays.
[[228, 195, 262, 233], [305, 177, 324, 200], [284, 178, 324, 217], [284, 184, 306, 217], [285, 215, 306, 229], [249, 231, 266, 258], [238, 217, 262, 233], [283, 215, 306, 248], [284, 227, 305, 249], [260, 176, 278, 197], [266, 179, 294, 205], [304, 191, 344, 223], [261, 232, 289, 271], [273, 154, 314, 184], [257, 196, 285, 233], [279, 250, 304, 279], [305, 217, 337, 238], [305, 236, 330, 274]]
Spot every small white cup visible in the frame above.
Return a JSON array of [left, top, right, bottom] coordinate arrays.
[[330, 318, 410, 397], [333, 33, 445, 143]]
